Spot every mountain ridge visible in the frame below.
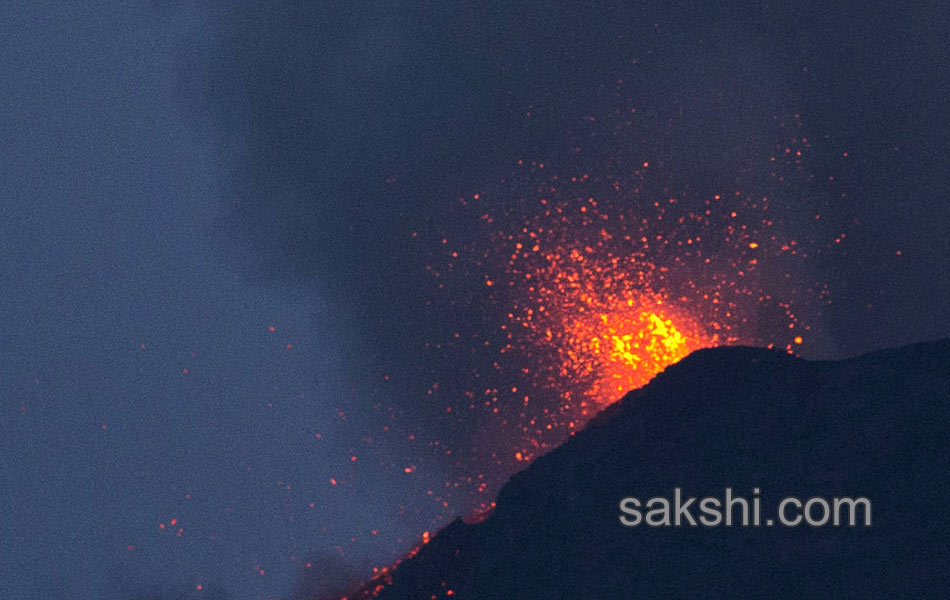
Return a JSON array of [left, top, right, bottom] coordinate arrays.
[[346, 340, 950, 599]]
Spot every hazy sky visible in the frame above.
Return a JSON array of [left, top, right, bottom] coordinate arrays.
[[2, 2, 948, 599]]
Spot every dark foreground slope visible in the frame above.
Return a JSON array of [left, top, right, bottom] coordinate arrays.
[[350, 341, 950, 599]]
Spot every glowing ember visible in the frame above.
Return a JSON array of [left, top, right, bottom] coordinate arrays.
[[393, 79, 852, 564], [478, 187, 741, 416], [418, 105, 846, 486], [338, 68, 855, 600], [497, 224, 720, 405], [561, 303, 710, 405]]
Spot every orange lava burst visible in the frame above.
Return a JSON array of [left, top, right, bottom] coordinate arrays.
[[560, 300, 712, 405], [417, 97, 843, 522], [504, 243, 719, 406]]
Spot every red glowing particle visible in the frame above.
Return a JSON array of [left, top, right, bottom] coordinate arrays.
[[268, 325, 275, 332], [794, 336, 803, 345], [418, 112, 833, 508], [126, 544, 135, 551], [330, 478, 338, 485], [182, 368, 189, 374], [196, 584, 203, 590]]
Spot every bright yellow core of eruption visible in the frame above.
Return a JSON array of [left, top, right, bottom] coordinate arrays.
[[561, 303, 707, 406]]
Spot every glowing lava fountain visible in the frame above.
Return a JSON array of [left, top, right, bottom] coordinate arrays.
[[501, 243, 718, 408], [559, 298, 711, 406]]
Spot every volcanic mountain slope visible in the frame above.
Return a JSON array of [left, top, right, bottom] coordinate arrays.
[[345, 340, 950, 599]]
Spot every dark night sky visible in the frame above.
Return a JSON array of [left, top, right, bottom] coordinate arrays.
[[2, 2, 949, 599]]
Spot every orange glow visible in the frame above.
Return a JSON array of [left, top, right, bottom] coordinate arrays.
[[495, 226, 722, 407], [563, 304, 711, 405], [353, 77, 847, 600], [453, 134, 832, 423]]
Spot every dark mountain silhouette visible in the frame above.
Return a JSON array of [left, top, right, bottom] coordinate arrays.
[[345, 340, 950, 599]]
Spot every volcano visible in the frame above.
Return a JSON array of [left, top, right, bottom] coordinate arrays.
[[346, 340, 950, 599]]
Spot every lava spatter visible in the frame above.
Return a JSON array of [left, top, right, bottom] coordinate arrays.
[[422, 105, 843, 474]]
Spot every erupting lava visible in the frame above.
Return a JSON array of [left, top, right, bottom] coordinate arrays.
[[503, 236, 718, 406], [558, 298, 710, 406], [412, 94, 843, 537], [350, 80, 849, 600], [423, 116, 842, 464]]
